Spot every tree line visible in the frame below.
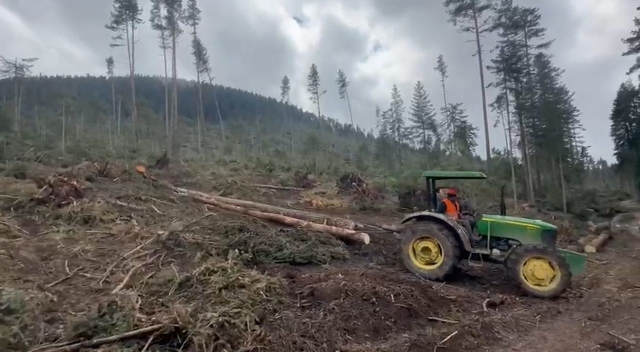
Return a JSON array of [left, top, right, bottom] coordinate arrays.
[[611, 6, 640, 198], [0, 0, 630, 209], [286, 0, 605, 206]]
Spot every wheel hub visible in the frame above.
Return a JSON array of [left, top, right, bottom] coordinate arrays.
[[411, 238, 443, 269], [521, 257, 557, 287]]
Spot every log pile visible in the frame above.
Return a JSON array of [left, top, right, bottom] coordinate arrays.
[[582, 221, 611, 253], [135, 166, 371, 244], [577, 206, 640, 254]]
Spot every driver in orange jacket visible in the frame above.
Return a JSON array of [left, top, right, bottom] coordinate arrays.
[[436, 188, 481, 243]]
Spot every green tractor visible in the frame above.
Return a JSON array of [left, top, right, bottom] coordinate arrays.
[[400, 170, 587, 298]]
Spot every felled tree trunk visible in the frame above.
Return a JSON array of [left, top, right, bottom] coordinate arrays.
[[587, 221, 610, 235], [612, 200, 640, 214], [584, 232, 611, 253], [176, 187, 360, 230], [134, 165, 369, 233], [578, 234, 597, 247], [199, 195, 370, 244]]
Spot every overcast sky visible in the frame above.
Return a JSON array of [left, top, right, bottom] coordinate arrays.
[[0, 0, 637, 162]]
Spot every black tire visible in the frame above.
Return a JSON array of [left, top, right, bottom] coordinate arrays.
[[400, 221, 460, 281], [506, 245, 572, 299]]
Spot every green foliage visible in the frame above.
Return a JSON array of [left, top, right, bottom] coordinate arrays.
[[280, 75, 291, 103], [408, 80, 439, 151], [609, 81, 640, 195], [622, 6, 640, 77], [444, 0, 494, 34]]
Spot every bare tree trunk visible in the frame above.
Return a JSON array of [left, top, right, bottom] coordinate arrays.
[[345, 89, 354, 126], [206, 71, 225, 145], [196, 73, 202, 155], [171, 31, 179, 157], [108, 118, 113, 152], [559, 153, 567, 213], [110, 78, 116, 124], [35, 105, 41, 140], [17, 83, 23, 135], [162, 42, 170, 147], [117, 96, 122, 139], [198, 81, 205, 148], [440, 76, 448, 108], [501, 90, 518, 210], [13, 75, 19, 135], [520, 117, 535, 204], [126, 21, 139, 147], [472, 10, 491, 163], [284, 101, 294, 156], [61, 103, 66, 154]]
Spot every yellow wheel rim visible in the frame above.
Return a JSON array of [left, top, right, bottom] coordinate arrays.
[[520, 257, 561, 291], [408, 237, 444, 270]]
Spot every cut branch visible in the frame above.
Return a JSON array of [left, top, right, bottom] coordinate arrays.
[[40, 324, 166, 352]]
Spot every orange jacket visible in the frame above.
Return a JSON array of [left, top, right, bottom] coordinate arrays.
[[442, 198, 460, 219]]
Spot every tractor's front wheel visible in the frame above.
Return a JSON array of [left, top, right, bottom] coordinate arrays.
[[400, 221, 460, 281], [506, 245, 572, 299]]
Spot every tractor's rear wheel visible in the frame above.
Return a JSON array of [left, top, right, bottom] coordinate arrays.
[[506, 245, 572, 299], [400, 221, 460, 281]]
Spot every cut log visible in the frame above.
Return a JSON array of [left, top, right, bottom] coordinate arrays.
[[174, 186, 361, 230], [252, 184, 305, 191], [587, 221, 610, 234], [611, 200, 640, 214], [578, 234, 598, 247], [584, 232, 611, 253], [133, 165, 382, 234], [196, 195, 370, 244]]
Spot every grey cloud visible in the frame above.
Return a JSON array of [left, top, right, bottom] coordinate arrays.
[[0, 0, 636, 161]]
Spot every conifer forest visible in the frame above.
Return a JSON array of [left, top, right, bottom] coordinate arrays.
[[1, 1, 640, 351]]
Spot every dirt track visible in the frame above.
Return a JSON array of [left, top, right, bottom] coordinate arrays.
[[0, 164, 639, 352]]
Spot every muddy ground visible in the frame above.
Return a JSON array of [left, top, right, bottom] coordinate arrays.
[[0, 161, 639, 352]]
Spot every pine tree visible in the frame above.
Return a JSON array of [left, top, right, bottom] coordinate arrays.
[[434, 54, 449, 109], [444, 0, 494, 161], [490, 0, 537, 203], [280, 75, 291, 103], [0, 56, 38, 135], [609, 81, 640, 195], [163, 0, 183, 155], [149, 0, 170, 142], [184, 0, 206, 154], [105, 56, 117, 135], [336, 69, 354, 126], [386, 85, 406, 144], [441, 102, 477, 157], [191, 36, 209, 154], [529, 52, 581, 205], [307, 64, 325, 119], [408, 81, 438, 152], [105, 0, 143, 146], [623, 6, 640, 79], [280, 75, 293, 154]]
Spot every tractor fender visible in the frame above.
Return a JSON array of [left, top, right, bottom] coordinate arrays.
[[400, 211, 473, 252]]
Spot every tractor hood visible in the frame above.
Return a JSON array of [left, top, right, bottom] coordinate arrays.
[[480, 214, 557, 231]]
